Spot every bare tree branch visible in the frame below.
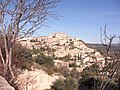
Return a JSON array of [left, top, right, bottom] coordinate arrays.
[[99, 24, 120, 90], [0, 0, 61, 84]]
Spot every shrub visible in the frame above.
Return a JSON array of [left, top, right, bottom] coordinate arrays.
[[81, 63, 100, 81], [51, 76, 78, 90], [69, 63, 77, 67], [70, 68, 80, 79], [58, 66, 69, 77], [30, 39, 39, 42], [12, 43, 33, 70], [51, 79, 65, 90], [78, 77, 100, 90], [34, 53, 54, 66], [31, 47, 41, 54], [58, 54, 71, 61], [34, 53, 55, 74]]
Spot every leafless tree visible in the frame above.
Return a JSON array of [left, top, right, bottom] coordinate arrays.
[[0, 0, 60, 83], [99, 24, 120, 90]]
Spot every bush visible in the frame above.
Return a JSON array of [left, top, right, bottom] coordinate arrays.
[[12, 43, 33, 70], [78, 77, 100, 90], [30, 39, 39, 42], [70, 68, 80, 79], [31, 47, 41, 54], [58, 54, 71, 61], [69, 63, 77, 67], [58, 66, 69, 77], [81, 63, 100, 81], [34, 53, 55, 74], [51, 76, 78, 90], [51, 79, 65, 90], [34, 53, 54, 66]]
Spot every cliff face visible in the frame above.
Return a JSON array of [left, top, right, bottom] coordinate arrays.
[[19, 32, 105, 65], [16, 69, 62, 90]]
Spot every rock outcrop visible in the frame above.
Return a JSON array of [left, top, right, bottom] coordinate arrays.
[[0, 76, 15, 90], [16, 69, 62, 90]]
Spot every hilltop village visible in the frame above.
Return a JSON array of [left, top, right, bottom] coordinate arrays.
[[19, 32, 105, 70]]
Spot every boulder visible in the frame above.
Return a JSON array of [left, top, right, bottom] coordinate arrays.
[[0, 75, 15, 90]]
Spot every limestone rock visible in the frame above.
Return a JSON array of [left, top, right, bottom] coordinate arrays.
[[0, 76, 15, 90], [16, 69, 62, 90]]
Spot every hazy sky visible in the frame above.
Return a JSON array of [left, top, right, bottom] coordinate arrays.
[[35, 0, 120, 43]]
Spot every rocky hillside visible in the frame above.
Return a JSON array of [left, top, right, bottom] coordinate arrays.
[[14, 32, 106, 90], [19, 32, 105, 67]]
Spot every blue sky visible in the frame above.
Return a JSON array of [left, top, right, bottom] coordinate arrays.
[[35, 0, 120, 43]]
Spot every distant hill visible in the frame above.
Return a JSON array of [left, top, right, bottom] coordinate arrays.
[[86, 43, 103, 49], [86, 43, 120, 49], [86, 43, 120, 56]]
